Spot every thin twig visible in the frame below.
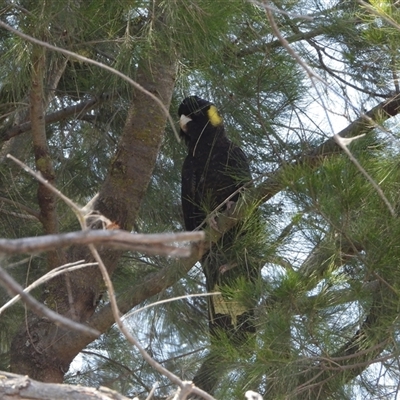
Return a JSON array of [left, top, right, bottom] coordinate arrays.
[[264, 2, 397, 218], [7, 154, 84, 225], [89, 245, 216, 400], [145, 382, 158, 400], [125, 292, 221, 318], [0, 263, 99, 337], [0, 260, 97, 314], [334, 134, 396, 217]]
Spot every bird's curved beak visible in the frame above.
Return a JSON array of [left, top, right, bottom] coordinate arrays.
[[179, 114, 192, 133]]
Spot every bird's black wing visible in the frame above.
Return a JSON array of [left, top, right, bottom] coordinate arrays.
[[179, 96, 260, 395], [181, 155, 203, 231], [192, 142, 259, 394], [226, 143, 252, 194], [200, 142, 258, 340]]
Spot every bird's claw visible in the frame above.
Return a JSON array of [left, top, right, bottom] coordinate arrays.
[[209, 214, 221, 232], [219, 262, 238, 274]]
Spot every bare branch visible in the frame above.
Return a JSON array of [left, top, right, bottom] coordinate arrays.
[[256, 95, 400, 203], [234, 26, 325, 58], [0, 370, 132, 400], [0, 263, 99, 337], [334, 134, 396, 216], [0, 196, 40, 220], [0, 260, 98, 314], [0, 229, 204, 256], [87, 243, 215, 400]]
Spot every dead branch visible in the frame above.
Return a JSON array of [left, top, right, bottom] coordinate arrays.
[[0, 264, 99, 337], [0, 370, 131, 400], [0, 260, 98, 314], [0, 229, 204, 256]]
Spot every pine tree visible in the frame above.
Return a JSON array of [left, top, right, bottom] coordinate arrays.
[[1, 0, 400, 399]]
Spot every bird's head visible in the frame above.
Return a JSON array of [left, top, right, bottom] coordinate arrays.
[[178, 96, 223, 147]]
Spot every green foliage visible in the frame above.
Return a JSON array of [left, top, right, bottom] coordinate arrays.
[[3, 0, 400, 399]]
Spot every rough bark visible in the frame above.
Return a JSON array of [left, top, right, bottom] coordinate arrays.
[[30, 45, 63, 273]]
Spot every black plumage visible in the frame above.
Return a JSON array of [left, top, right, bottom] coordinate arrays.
[[179, 95, 258, 345], [179, 96, 260, 395]]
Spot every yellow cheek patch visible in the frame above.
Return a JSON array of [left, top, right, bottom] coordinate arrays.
[[207, 105, 223, 126]]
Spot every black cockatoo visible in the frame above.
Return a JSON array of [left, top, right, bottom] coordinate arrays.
[[179, 96, 259, 393]]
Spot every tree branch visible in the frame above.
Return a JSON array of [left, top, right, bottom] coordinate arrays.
[[234, 26, 326, 58], [0, 196, 40, 220], [0, 370, 132, 400], [0, 95, 110, 142], [0, 229, 204, 256], [256, 95, 400, 202]]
